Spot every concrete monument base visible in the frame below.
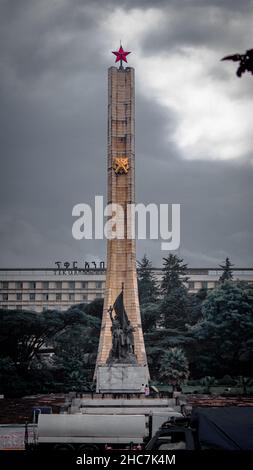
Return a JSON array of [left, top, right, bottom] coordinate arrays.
[[96, 365, 149, 393]]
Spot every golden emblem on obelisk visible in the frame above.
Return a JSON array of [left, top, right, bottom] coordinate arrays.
[[112, 157, 129, 174]]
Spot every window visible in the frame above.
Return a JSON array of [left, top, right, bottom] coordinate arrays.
[[82, 282, 88, 289], [29, 282, 36, 289], [16, 293, 22, 301], [82, 294, 88, 301], [16, 305, 22, 310], [188, 281, 194, 289], [2, 281, 8, 289], [2, 305, 8, 309], [95, 293, 101, 299], [96, 281, 102, 289], [42, 293, 49, 301], [56, 293, 62, 301], [30, 293, 35, 301], [202, 281, 208, 289], [42, 305, 48, 311], [69, 293, 75, 301], [155, 436, 186, 450], [43, 282, 49, 289], [16, 282, 23, 289], [3, 293, 8, 301], [68, 281, 75, 289], [55, 281, 62, 289]]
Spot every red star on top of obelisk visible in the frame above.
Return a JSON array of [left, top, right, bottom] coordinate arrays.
[[112, 45, 131, 68]]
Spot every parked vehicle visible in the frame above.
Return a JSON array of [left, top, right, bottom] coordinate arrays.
[[25, 407, 253, 451], [147, 407, 253, 450], [25, 410, 182, 451]]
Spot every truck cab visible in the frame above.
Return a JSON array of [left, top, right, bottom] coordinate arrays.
[[145, 417, 196, 450]]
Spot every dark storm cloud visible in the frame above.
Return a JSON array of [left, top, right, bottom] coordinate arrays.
[[134, 0, 253, 59], [79, 0, 253, 11], [136, 146, 253, 266], [0, 0, 252, 268], [0, 0, 101, 81]]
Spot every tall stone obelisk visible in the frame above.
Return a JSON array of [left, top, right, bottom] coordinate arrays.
[[95, 47, 149, 392]]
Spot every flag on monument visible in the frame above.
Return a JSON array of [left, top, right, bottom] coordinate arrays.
[[113, 290, 129, 330]]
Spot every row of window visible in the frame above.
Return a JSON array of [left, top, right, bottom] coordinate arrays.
[[1, 305, 63, 311], [1, 282, 218, 302], [0, 293, 103, 302], [0, 280, 217, 292], [1, 301, 90, 311], [0, 293, 89, 302], [187, 281, 219, 289], [0, 281, 103, 290]]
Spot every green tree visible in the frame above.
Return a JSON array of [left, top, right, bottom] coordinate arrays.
[[160, 347, 189, 390], [53, 324, 99, 391], [141, 302, 160, 332], [160, 255, 190, 330], [190, 281, 253, 377], [140, 255, 193, 378], [161, 287, 191, 329], [0, 299, 103, 396], [219, 257, 234, 283], [161, 254, 188, 294], [0, 308, 93, 372], [187, 288, 208, 325], [0, 309, 64, 372], [52, 301, 102, 390], [145, 326, 193, 381], [138, 254, 159, 305], [82, 298, 104, 319]]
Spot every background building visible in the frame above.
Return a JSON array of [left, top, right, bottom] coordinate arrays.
[[0, 267, 253, 312]]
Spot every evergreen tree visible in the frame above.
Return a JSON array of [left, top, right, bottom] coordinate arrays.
[[141, 302, 160, 332], [137, 254, 158, 304], [160, 254, 190, 329], [161, 254, 188, 294], [190, 281, 253, 377], [161, 287, 191, 329], [187, 288, 208, 325], [219, 257, 234, 283]]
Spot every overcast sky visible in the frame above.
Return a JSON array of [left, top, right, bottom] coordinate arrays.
[[0, 0, 253, 268]]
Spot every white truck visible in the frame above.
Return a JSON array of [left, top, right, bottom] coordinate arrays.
[[25, 406, 253, 451], [26, 407, 183, 451]]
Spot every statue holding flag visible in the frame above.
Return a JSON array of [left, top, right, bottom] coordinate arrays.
[[107, 286, 137, 365]]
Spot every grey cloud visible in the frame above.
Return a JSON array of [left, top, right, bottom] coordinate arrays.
[[139, 3, 253, 55], [0, 1, 101, 82], [0, 0, 252, 268]]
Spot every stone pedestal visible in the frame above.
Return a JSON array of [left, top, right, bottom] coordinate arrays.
[[96, 365, 148, 393]]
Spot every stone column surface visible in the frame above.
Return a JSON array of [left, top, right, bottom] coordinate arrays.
[[95, 66, 148, 372]]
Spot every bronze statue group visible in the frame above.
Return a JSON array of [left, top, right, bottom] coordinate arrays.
[[106, 289, 137, 365]]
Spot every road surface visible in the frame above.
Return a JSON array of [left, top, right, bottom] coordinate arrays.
[[0, 425, 35, 450]]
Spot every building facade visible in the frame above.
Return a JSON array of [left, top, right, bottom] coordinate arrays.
[[0, 267, 252, 313]]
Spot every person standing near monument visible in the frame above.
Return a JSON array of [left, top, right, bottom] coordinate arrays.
[[108, 306, 123, 360], [144, 384, 150, 397], [124, 320, 135, 355]]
